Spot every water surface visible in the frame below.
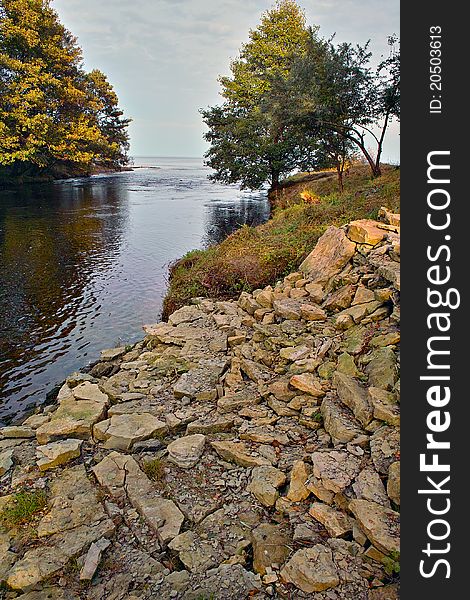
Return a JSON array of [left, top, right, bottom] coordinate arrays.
[[0, 157, 269, 423]]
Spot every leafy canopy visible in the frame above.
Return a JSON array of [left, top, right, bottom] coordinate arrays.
[[0, 0, 130, 179], [202, 0, 315, 191]]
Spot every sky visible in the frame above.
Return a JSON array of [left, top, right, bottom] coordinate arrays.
[[53, 0, 400, 162]]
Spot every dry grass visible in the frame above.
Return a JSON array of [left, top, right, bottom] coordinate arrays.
[[162, 164, 400, 318]]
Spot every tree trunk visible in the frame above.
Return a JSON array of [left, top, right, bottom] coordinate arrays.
[[336, 163, 344, 192], [267, 170, 281, 213]]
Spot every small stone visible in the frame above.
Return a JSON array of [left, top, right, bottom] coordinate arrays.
[[370, 426, 400, 475], [365, 348, 398, 391], [93, 413, 167, 451], [100, 347, 126, 361], [309, 503, 354, 538], [0, 448, 14, 476], [273, 298, 302, 320], [279, 345, 310, 361], [321, 397, 365, 444], [349, 499, 400, 555], [36, 439, 83, 471], [0, 426, 35, 439], [280, 545, 339, 593], [210, 441, 270, 468], [348, 220, 386, 246], [300, 304, 327, 321], [311, 450, 361, 493], [289, 373, 324, 398], [287, 461, 311, 502], [167, 434, 206, 468], [333, 371, 373, 426], [323, 284, 357, 312], [305, 283, 324, 303], [387, 461, 400, 506], [252, 523, 290, 575], [79, 538, 111, 581], [353, 467, 390, 507], [247, 465, 286, 507]]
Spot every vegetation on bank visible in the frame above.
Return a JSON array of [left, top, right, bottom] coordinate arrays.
[[0, 0, 130, 182], [162, 164, 400, 318]]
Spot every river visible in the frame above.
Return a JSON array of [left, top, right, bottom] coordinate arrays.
[[0, 157, 269, 424]]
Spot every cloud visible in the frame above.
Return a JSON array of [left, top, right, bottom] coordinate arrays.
[[53, 0, 399, 159]]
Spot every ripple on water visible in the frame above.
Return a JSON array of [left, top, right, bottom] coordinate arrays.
[[0, 158, 270, 423]]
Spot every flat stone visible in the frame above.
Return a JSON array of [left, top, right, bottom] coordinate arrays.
[[333, 371, 373, 426], [100, 346, 126, 361], [217, 388, 260, 413], [168, 305, 205, 326], [300, 226, 356, 285], [167, 434, 206, 468], [337, 301, 383, 324], [210, 441, 270, 468], [22, 414, 51, 429], [37, 465, 108, 537], [251, 523, 290, 574], [239, 358, 274, 384], [6, 519, 114, 591], [35, 394, 108, 444], [280, 545, 340, 593], [349, 499, 400, 555], [353, 467, 390, 507], [186, 416, 234, 435], [0, 448, 14, 476], [173, 359, 226, 400], [387, 461, 400, 506], [336, 352, 361, 377], [348, 220, 386, 245], [93, 452, 184, 543], [247, 465, 286, 507], [323, 284, 357, 312], [352, 286, 376, 305], [289, 373, 324, 398], [368, 583, 400, 600], [370, 426, 400, 474], [273, 298, 302, 320], [36, 439, 82, 471], [309, 503, 354, 538], [79, 537, 111, 581], [305, 282, 324, 303], [72, 382, 109, 404], [365, 348, 398, 390], [321, 397, 365, 444], [93, 413, 167, 451], [312, 450, 361, 493], [256, 287, 274, 308], [300, 304, 327, 321], [279, 345, 311, 361], [0, 426, 35, 439], [287, 460, 311, 502]]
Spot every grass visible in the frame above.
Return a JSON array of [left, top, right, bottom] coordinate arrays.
[[0, 490, 48, 528], [142, 458, 166, 481], [162, 164, 400, 318]]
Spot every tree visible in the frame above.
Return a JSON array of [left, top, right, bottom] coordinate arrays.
[[202, 0, 314, 193], [289, 32, 400, 178], [0, 0, 130, 180]]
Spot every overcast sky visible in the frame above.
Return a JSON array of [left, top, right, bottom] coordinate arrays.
[[53, 0, 400, 162]]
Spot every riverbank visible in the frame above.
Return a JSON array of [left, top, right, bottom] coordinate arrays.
[[0, 209, 400, 599], [163, 165, 400, 318], [0, 165, 133, 187]]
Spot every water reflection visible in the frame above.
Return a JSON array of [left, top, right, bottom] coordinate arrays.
[[0, 158, 269, 423]]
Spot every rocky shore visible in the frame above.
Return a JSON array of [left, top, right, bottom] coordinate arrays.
[[0, 209, 400, 600]]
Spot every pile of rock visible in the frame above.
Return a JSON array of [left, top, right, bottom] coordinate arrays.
[[0, 210, 400, 599]]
